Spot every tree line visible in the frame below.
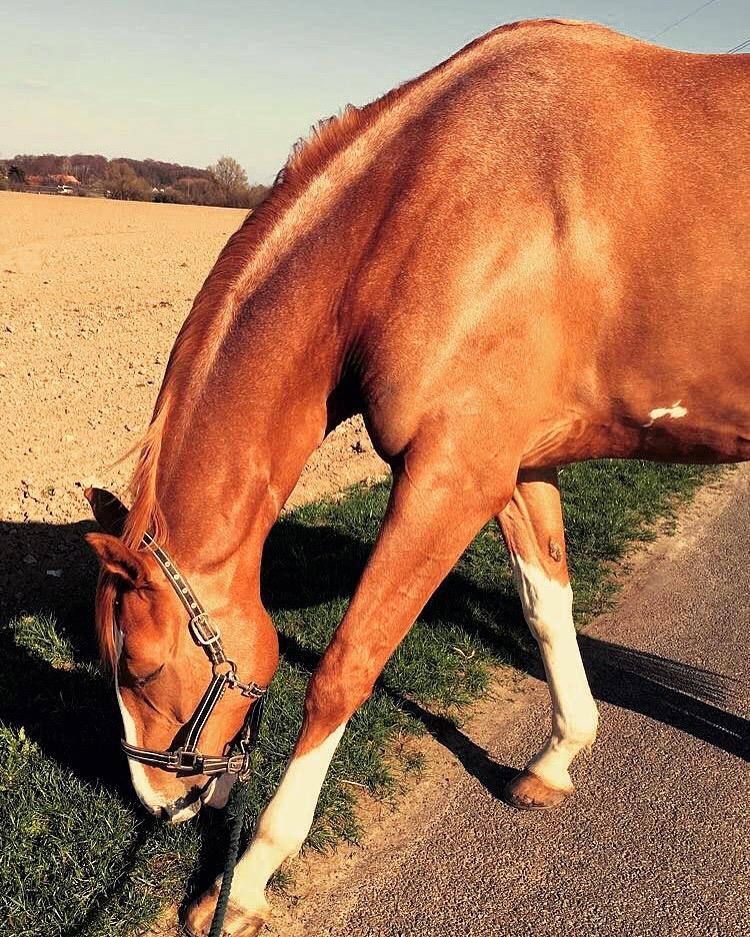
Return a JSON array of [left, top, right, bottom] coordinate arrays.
[[0, 153, 269, 209]]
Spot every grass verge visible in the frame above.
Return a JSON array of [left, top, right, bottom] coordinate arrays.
[[0, 460, 716, 935]]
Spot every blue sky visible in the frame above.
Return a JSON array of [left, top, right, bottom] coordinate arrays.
[[3, 1, 748, 183]]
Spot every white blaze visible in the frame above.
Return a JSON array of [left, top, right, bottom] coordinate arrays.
[[114, 667, 168, 814], [114, 629, 200, 820]]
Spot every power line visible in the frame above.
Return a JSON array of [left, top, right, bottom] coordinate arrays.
[[727, 38, 750, 53], [649, 0, 720, 41]]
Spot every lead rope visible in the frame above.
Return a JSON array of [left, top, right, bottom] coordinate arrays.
[[205, 692, 266, 937], [207, 779, 249, 937]]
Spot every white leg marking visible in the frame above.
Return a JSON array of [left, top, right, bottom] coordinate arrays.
[[228, 723, 348, 915], [510, 555, 598, 790], [644, 400, 688, 427]]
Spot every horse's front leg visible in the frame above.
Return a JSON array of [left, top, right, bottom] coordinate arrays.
[[185, 451, 498, 936]]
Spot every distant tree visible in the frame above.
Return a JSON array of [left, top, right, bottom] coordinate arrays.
[[208, 155, 248, 197], [8, 164, 26, 185], [104, 160, 152, 201], [14, 153, 59, 176], [228, 183, 270, 210], [153, 187, 185, 204], [71, 154, 109, 185], [172, 176, 222, 205], [118, 157, 210, 188], [7, 150, 266, 207]]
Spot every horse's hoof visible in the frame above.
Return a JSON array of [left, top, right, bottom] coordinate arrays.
[[503, 769, 573, 811], [184, 886, 269, 937]]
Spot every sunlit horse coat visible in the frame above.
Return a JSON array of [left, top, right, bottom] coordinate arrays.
[[86, 20, 749, 936]]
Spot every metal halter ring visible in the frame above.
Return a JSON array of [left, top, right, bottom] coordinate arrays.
[[212, 659, 238, 679]]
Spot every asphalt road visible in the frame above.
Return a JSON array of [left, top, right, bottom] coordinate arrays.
[[292, 467, 749, 937]]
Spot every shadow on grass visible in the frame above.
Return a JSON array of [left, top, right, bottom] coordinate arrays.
[[1, 511, 745, 810], [1, 507, 748, 931], [0, 518, 132, 796]]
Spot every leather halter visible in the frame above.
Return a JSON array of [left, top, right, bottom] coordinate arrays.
[[119, 531, 267, 779]]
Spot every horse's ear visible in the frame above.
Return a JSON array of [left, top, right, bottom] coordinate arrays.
[[84, 487, 129, 536], [85, 533, 149, 587]]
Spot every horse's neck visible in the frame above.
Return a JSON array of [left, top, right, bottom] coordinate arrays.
[[155, 277, 344, 575]]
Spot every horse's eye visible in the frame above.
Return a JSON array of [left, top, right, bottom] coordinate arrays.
[[132, 664, 164, 688]]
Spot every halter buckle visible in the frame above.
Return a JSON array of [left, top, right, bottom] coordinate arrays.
[[190, 613, 221, 647], [226, 753, 248, 775], [174, 749, 205, 774]]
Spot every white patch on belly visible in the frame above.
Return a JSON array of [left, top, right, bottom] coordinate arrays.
[[644, 400, 688, 427]]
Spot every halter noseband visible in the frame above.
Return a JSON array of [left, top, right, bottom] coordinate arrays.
[[119, 531, 267, 779]]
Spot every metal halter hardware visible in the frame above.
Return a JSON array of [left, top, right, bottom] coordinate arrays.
[[119, 531, 267, 779]]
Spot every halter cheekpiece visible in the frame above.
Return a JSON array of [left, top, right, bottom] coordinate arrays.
[[119, 531, 267, 779]]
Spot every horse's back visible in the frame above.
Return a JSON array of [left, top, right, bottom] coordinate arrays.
[[354, 22, 749, 467]]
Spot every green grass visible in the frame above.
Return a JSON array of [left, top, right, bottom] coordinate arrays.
[[0, 460, 717, 936]]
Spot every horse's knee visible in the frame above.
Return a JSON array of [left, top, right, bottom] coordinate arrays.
[[304, 649, 375, 733]]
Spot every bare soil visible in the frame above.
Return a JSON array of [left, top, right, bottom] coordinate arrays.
[[0, 191, 386, 532]]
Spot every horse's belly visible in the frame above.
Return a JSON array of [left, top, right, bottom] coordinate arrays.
[[521, 398, 750, 468]]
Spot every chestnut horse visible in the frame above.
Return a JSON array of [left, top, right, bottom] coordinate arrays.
[[86, 19, 749, 936]]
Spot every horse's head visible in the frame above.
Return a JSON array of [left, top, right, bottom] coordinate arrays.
[[84, 488, 278, 822]]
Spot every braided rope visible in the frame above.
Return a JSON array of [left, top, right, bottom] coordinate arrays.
[[208, 781, 250, 937]]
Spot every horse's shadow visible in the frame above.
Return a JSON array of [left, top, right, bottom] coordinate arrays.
[[1, 512, 746, 792], [0, 511, 747, 899]]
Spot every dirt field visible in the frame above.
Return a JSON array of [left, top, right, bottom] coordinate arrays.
[[0, 191, 386, 532]]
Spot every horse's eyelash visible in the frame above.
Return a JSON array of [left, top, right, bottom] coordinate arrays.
[[134, 664, 164, 688]]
